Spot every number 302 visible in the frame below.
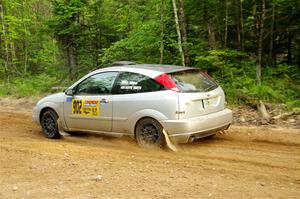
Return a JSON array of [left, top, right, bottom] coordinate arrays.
[[73, 100, 82, 114]]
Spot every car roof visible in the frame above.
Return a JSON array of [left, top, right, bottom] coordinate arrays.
[[118, 64, 194, 73], [69, 64, 196, 89], [98, 64, 195, 74]]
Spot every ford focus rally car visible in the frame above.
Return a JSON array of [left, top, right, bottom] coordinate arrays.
[[33, 62, 232, 147]]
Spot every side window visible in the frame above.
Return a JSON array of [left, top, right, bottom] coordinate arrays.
[[113, 72, 165, 94], [75, 72, 118, 95]]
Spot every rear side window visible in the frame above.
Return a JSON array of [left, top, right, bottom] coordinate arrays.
[[113, 72, 165, 94], [170, 70, 218, 92]]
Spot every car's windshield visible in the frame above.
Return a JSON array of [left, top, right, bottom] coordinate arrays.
[[169, 69, 218, 92]]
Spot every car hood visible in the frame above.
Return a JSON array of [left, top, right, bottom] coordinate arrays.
[[37, 92, 66, 106]]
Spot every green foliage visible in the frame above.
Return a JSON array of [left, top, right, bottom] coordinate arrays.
[[195, 50, 300, 109], [0, 0, 300, 111], [247, 85, 283, 101], [100, 21, 161, 65], [0, 74, 59, 97], [262, 64, 300, 110], [98, 0, 178, 66]]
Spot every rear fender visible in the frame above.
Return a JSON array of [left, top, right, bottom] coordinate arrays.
[[126, 109, 168, 136]]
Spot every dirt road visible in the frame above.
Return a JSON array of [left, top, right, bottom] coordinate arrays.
[[0, 105, 300, 198]]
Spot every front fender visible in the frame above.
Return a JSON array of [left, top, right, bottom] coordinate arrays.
[[36, 102, 64, 124]]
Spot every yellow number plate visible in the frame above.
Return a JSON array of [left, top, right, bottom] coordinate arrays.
[[72, 99, 100, 116]]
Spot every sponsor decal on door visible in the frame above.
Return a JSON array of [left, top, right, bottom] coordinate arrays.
[[72, 99, 99, 116]]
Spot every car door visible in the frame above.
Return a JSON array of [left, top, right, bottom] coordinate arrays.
[[63, 71, 119, 132], [111, 72, 178, 134]]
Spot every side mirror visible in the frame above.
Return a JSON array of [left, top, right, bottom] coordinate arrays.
[[65, 89, 74, 96]]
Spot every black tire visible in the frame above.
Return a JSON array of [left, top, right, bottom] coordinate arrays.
[[40, 109, 61, 139], [135, 118, 164, 148]]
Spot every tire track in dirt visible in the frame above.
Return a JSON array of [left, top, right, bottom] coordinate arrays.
[[1, 110, 300, 198]]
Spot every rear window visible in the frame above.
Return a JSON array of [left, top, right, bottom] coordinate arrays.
[[169, 70, 218, 92]]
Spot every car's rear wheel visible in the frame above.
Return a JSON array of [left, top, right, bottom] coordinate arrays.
[[40, 109, 61, 139], [135, 118, 164, 148]]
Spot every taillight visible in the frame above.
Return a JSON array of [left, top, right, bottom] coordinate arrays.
[[154, 73, 179, 92]]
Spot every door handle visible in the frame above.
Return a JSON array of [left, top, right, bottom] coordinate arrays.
[[100, 98, 109, 104]]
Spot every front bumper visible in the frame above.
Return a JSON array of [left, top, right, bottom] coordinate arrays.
[[161, 108, 232, 143]]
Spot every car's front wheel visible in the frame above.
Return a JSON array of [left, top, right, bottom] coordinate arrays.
[[40, 109, 61, 139], [135, 118, 164, 148]]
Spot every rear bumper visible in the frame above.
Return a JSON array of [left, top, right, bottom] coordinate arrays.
[[161, 108, 232, 143]]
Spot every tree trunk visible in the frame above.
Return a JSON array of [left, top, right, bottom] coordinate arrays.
[[172, 0, 185, 66], [298, 43, 300, 69], [224, 0, 228, 48], [159, 0, 165, 64], [269, 2, 275, 66], [178, 0, 190, 66], [235, 0, 241, 50], [23, 0, 28, 74], [256, 0, 265, 86], [287, 31, 292, 64], [95, 27, 101, 67], [257, 100, 270, 121], [10, 40, 17, 73], [235, 0, 244, 50], [0, 2, 9, 73], [68, 45, 76, 80], [207, 23, 217, 50], [52, 39, 56, 64], [24, 37, 28, 74], [255, 1, 269, 120], [240, 0, 244, 50], [204, 3, 217, 50]]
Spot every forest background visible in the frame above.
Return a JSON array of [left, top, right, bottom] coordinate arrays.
[[0, 0, 299, 111]]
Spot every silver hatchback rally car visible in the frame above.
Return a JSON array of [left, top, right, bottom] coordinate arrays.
[[33, 63, 232, 147]]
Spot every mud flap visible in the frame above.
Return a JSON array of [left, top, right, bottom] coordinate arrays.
[[218, 130, 227, 135], [57, 118, 69, 136], [162, 129, 178, 152]]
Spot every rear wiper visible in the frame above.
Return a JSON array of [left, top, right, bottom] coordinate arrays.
[[203, 84, 216, 92]]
